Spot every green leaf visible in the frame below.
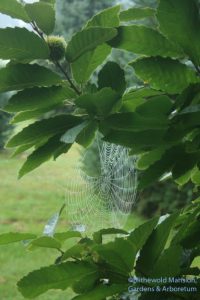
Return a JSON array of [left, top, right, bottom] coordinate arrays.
[[157, 0, 200, 66], [131, 57, 199, 94], [98, 62, 126, 94], [29, 236, 61, 250], [0, 0, 30, 22], [10, 105, 60, 124], [7, 115, 82, 148], [94, 238, 136, 273], [172, 151, 198, 180], [5, 85, 75, 113], [109, 26, 183, 58], [72, 44, 111, 84], [72, 284, 128, 300], [103, 129, 166, 153], [0, 27, 49, 61], [149, 245, 182, 277], [75, 88, 121, 117], [0, 63, 61, 93], [17, 261, 97, 299], [137, 147, 166, 170], [122, 87, 163, 102], [61, 121, 89, 144], [76, 121, 98, 148], [18, 134, 72, 178], [0, 232, 36, 245], [72, 272, 99, 294], [25, 2, 55, 35], [120, 7, 155, 21], [136, 213, 179, 275], [180, 220, 200, 248], [93, 228, 128, 244], [191, 167, 200, 185], [61, 244, 86, 261], [66, 27, 117, 62], [85, 5, 120, 28], [103, 112, 169, 132], [128, 217, 158, 252], [54, 231, 81, 241], [136, 95, 173, 117], [138, 146, 184, 190]]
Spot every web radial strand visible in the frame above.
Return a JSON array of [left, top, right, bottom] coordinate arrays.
[[64, 138, 137, 233]]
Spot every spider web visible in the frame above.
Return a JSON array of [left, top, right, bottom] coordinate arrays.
[[64, 136, 137, 232]]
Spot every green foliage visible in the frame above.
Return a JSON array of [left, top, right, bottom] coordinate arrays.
[[0, 201, 199, 299], [25, 1, 55, 35], [0, 1, 200, 299], [0, 27, 49, 61], [65, 27, 117, 62]]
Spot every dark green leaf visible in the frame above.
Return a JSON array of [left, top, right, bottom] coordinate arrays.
[[128, 217, 158, 252], [75, 88, 121, 117], [72, 44, 111, 84], [18, 134, 72, 177], [0, 27, 49, 61], [180, 220, 200, 248], [109, 26, 183, 58], [72, 284, 128, 300], [98, 61, 126, 94], [7, 115, 81, 148], [136, 213, 179, 275], [103, 129, 166, 153], [103, 112, 169, 132], [25, 2, 55, 35], [93, 228, 128, 244], [61, 244, 86, 261], [0, 232, 36, 245], [61, 122, 88, 144], [137, 147, 167, 170], [86, 5, 120, 28], [0, 64, 61, 93], [149, 245, 182, 277], [72, 272, 99, 294], [131, 57, 199, 94], [94, 238, 136, 273], [76, 120, 98, 148], [138, 146, 184, 189], [5, 85, 75, 113], [66, 27, 117, 62], [157, 0, 200, 66], [0, 0, 30, 22], [29, 236, 61, 250], [17, 261, 97, 299], [120, 7, 155, 21]]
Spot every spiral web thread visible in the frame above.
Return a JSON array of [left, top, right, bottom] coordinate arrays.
[[64, 138, 137, 232]]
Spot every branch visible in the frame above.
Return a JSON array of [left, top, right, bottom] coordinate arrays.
[[31, 22, 81, 95], [54, 61, 81, 95]]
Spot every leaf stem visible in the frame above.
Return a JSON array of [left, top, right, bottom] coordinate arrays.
[[31, 22, 81, 95], [54, 61, 81, 95]]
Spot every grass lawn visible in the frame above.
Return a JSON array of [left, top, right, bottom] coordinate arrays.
[[0, 147, 143, 300]]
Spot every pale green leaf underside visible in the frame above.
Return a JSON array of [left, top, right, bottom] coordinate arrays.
[[0, 27, 49, 61], [66, 27, 117, 62], [85, 5, 120, 28], [0, 0, 30, 22], [71, 44, 111, 84], [109, 25, 183, 58], [0, 64, 61, 93]]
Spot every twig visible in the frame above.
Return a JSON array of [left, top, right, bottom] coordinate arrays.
[[54, 61, 81, 95], [31, 22, 81, 95]]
